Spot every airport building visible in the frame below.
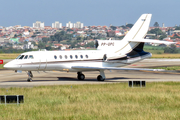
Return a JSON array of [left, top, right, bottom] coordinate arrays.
[[52, 21, 62, 28], [33, 21, 45, 28]]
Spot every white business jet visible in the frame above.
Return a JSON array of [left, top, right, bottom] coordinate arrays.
[[4, 14, 174, 82]]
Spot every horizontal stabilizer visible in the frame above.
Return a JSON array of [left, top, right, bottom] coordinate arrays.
[[72, 66, 164, 71], [129, 39, 176, 45]]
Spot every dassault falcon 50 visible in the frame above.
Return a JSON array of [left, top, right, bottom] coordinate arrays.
[[4, 14, 175, 82]]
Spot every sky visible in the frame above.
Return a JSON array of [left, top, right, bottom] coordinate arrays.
[[0, 0, 180, 27]]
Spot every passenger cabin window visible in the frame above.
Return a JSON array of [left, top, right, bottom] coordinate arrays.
[[75, 55, 78, 59], [19, 55, 25, 59], [54, 55, 57, 59], [16, 55, 21, 59], [80, 55, 83, 59], [29, 55, 34, 59], [85, 55, 88, 58], [59, 55, 62, 59], [24, 55, 28, 59], [70, 55, 73, 59], [65, 55, 68, 59]]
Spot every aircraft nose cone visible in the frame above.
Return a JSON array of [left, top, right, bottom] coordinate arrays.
[[4, 63, 11, 69], [3, 61, 20, 70]]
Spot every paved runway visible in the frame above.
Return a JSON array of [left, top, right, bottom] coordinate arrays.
[[0, 59, 180, 88]]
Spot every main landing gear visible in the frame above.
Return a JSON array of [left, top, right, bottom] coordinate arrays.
[[77, 70, 106, 81], [27, 71, 33, 82], [77, 72, 85, 80], [97, 70, 105, 81]]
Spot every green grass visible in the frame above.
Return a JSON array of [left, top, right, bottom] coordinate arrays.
[[0, 82, 180, 120], [0, 63, 6, 69], [154, 66, 180, 70], [145, 49, 164, 54], [144, 45, 164, 54]]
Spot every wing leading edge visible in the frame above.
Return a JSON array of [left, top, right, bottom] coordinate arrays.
[[72, 66, 164, 71]]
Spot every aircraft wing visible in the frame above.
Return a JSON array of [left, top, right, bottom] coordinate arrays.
[[72, 66, 164, 71], [129, 39, 176, 45]]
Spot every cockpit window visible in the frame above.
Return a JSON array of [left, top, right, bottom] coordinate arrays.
[[24, 55, 28, 59], [29, 55, 34, 59], [16, 55, 21, 59], [19, 55, 25, 59]]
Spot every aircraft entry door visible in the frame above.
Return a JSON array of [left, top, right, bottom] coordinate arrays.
[[39, 56, 47, 70]]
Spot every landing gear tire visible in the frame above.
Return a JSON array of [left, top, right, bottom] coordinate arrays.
[[97, 75, 105, 81], [27, 78, 32, 82], [77, 73, 85, 80]]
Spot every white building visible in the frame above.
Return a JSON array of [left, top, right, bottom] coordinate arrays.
[[52, 21, 62, 28], [33, 21, 44, 28], [74, 21, 83, 29], [23, 42, 34, 49], [66, 21, 73, 28]]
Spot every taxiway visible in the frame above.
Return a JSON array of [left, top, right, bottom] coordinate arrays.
[[0, 59, 180, 88]]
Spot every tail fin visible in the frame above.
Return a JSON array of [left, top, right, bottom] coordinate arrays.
[[123, 14, 152, 40]]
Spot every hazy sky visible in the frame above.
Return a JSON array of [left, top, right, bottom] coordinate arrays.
[[0, 0, 179, 27]]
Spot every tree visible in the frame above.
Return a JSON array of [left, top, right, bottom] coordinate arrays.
[[67, 29, 73, 32], [38, 41, 46, 49], [175, 26, 180, 30], [126, 24, 133, 28], [148, 28, 167, 40], [84, 42, 94, 48], [14, 34, 18, 38], [164, 44, 178, 53], [110, 26, 117, 30], [45, 45, 52, 50], [42, 37, 49, 43], [154, 22, 159, 27], [148, 28, 164, 35], [159, 34, 167, 40]]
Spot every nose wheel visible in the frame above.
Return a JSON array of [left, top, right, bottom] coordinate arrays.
[[77, 72, 85, 80], [27, 78, 32, 82], [27, 71, 33, 82]]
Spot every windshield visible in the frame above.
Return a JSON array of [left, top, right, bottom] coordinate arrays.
[[19, 55, 25, 59], [16, 55, 21, 59], [24, 55, 28, 59]]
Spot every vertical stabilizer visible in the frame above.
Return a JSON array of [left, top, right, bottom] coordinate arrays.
[[123, 14, 152, 40]]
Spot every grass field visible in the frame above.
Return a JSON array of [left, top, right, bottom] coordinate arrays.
[[0, 82, 180, 120], [144, 46, 164, 54], [0, 53, 20, 59], [151, 54, 180, 58], [154, 66, 180, 71]]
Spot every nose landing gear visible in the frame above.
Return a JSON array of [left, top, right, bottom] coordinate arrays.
[[27, 71, 33, 82]]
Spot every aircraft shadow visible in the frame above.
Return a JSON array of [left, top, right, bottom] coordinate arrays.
[[1, 77, 157, 83]]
